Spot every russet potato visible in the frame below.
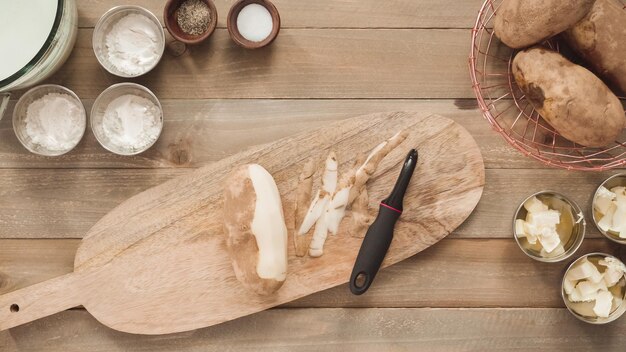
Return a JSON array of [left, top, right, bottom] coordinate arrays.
[[494, 0, 595, 49], [512, 47, 626, 147], [564, 0, 626, 95]]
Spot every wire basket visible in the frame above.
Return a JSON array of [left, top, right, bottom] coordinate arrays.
[[469, 0, 626, 171]]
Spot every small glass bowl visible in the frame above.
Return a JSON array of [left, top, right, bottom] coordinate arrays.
[[562, 253, 626, 324], [93, 6, 165, 77], [592, 173, 626, 245], [513, 191, 585, 262], [12, 84, 86, 156], [91, 83, 163, 155]]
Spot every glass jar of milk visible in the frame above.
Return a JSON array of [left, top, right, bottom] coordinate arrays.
[[0, 0, 78, 120]]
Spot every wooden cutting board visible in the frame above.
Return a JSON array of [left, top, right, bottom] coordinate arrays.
[[0, 112, 484, 334]]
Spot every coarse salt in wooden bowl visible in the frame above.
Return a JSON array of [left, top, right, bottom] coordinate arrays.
[[227, 0, 280, 49], [164, 0, 217, 45]]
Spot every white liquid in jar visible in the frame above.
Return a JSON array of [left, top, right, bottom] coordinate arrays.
[[236, 4, 273, 42], [0, 2, 59, 81]]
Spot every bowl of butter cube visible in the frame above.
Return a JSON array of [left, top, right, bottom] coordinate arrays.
[[513, 191, 586, 262], [593, 173, 626, 244], [562, 253, 626, 324]]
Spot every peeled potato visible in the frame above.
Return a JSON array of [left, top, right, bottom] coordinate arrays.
[[223, 164, 288, 295], [494, 0, 595, 49], [512, 47, 626, 147], [564, 0, 626, 95]]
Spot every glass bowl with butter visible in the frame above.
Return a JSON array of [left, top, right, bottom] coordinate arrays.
[[592, 173, 626, 245], [562, 253, 626, 324], [513, 191, 585, 262]]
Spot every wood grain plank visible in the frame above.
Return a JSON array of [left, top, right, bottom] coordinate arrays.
[[1, 238, 622, 308], [0, 240, 76, 296], [2, 307, 626, 351], [0, 99, 535, 169], [77, 0, 484, 29], [37, 29, 488, 99], [0, 168, 616, 239], [0, 169, 185, 238]]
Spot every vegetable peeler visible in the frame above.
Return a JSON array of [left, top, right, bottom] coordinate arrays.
[[349, 149, 418, 295]]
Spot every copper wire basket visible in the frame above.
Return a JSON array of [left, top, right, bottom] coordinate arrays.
[[469, 0, 626, 171]]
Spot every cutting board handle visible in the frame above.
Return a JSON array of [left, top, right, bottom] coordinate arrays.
[[0, 272, 83, 331]]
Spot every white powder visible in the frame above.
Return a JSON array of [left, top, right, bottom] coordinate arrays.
[[105, 13, 161, 76], [101, 94, 161, 153], [24, 93, 85, 152], [237, 4, 273, 42]]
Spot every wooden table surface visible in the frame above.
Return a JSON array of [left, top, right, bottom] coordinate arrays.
[[1, 0, 626, 350]]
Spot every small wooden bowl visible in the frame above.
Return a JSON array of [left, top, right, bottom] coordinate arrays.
[[227, 0, 280, 49], [164, 0, 217, 45]]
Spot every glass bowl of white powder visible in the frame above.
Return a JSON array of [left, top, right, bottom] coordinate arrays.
[[91, 83, 163, 155], [93, 6, 165, 78], [12, 84, 86, 156]]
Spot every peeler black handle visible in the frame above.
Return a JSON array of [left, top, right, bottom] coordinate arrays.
[[349, 204, 401, 295], [349, 149, 418, 295]]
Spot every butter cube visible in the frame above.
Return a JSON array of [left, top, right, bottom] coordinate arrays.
[[538, 227, 561, 253], [604, 268, 623, 287], [593, 291, 614, 318], [541, 244, 565, 258], [523, 196, 549, 213], [566, 259, 597, 281], [522, 222, 539, 244], [612, 187, 626, 202], [523, 221, 539, 235], [589, 266, 605, 284], [563, 278, 576, 295], [576, 280, 607, 296], [522, 198, 564, 253], [594, 186, 616, 215], [612, 187, 626, 238], [515, 219, 526, 238], [612, 201, 626, 236], [527, 210, 560, 228], [599, 257, 626, 273], [597, 202, 617, 232], [568, 287, 599, 302], [599, 257, 626, 287]]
